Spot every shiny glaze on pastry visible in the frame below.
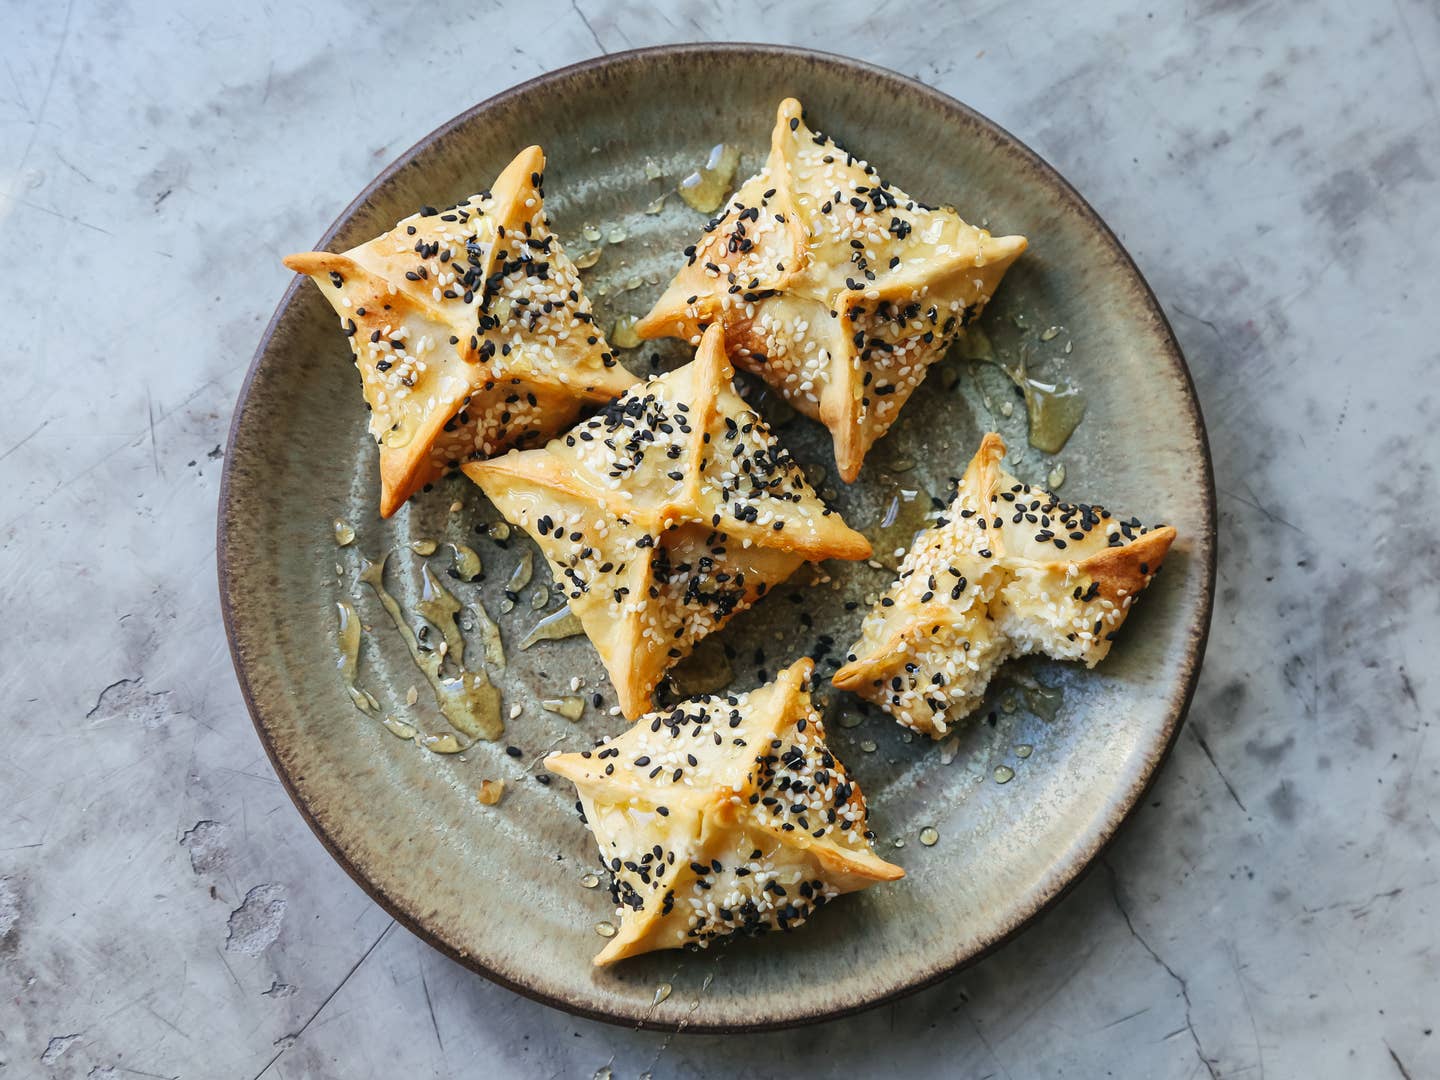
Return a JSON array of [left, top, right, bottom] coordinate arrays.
[[833, 434, 1176, 738], [285, 146, 636, 516], [637, 98, 1026, 482], [547, 658, 902, 965], [465, 324, 870, 719]]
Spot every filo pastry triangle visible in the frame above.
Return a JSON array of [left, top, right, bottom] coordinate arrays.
[[546, 657, 902, 965], [284, 146, 636, 517], [833, 434, 1177, 738], [464, 324, 870, 720], [635, 98, 1027, 483]]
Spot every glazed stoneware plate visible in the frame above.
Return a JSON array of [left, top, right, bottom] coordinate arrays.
[[219, 44, 1215, 1031]]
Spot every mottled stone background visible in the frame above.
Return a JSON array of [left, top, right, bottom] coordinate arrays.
[[1, 1, 1436, 1077]]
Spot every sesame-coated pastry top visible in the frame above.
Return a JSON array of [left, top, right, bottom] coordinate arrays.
[[464, 324, 871, 720], [636, 98, 1027, 483], [284, 146, 637, 517], [833, 433, 1177, 738], [546, 657, 902, 965]]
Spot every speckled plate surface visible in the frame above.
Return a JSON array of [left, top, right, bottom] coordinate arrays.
[[219, 44, 1215, 1032]]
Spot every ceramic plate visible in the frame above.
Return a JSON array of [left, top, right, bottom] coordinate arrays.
[[219, 44, 1215, 1031]]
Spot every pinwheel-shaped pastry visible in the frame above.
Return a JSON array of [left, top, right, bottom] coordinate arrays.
[[546, 658, 902, 964], [635, 98, 1027, 483], [465, 324, 870, 719], [833, 434, 1176, 738], [284, 147, 637, 516]]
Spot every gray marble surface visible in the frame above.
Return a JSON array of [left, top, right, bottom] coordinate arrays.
[[2, 1, 1437, 1077]]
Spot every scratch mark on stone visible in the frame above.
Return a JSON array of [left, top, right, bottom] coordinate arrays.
[[1229, 942, 1265, 1079], [2, 53, 31, 117], [1100, 1006, 1150, 1029], [144, 1003, 189, 1040], [957, 1002, 1015, 1080], [147, 385, 161, 477], [0, 418, 48, 463], [214, 766, 281, 787], [1217, 485, 1303, 534], [571, 0, 606, 54], [420, 963, 444, 1053], [1388, 1043, 1415, 1080], [54, 150, 93, 184], [216, 947, 243, 992], [1190, 724, 1248, 812], [1, 194, 115, 235], [247, 920, 395, 1080], [1391, 0, 1440, 129], [17, 0, 75, 174], [96, 1064, 176, 1080], [1171, 304, 1227, 352], [1103, 859, 1219, 1079]]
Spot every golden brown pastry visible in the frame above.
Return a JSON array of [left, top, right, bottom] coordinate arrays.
[[465, 324, 870, 719], [833, 433, 1176, 738], [636, 98, 1027, 483], [546, 658, 902, 965], [284, 146, 637, 516]]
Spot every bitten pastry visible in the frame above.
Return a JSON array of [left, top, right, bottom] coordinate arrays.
[[546, 658, 902, 965], [833, 434, 1176, 738], [465, 324, 870, 719], [636, 98, 1027, 482], [284, 147, 637, 516]]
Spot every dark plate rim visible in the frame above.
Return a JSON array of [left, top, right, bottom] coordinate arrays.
[[217, 41, 1217, 1034]]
